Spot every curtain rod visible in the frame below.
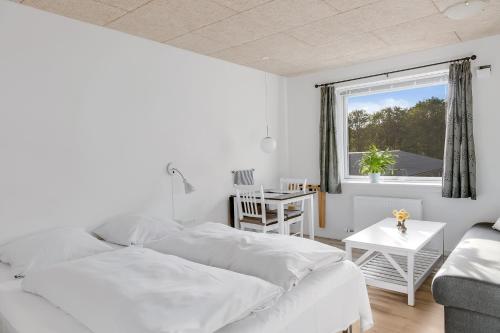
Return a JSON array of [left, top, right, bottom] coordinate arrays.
[[314, 55, 477, 88]]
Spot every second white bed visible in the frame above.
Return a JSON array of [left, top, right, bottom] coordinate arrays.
[[0, 260, 372, 333]]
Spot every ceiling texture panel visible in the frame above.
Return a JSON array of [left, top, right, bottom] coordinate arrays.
[[22, 0, 127, 25], [167, 33, 231, 54], [96, 0, 151, 12], [19, 0, 500, 76], [211, 0, 272, 12], [107, 0, 236, 42]]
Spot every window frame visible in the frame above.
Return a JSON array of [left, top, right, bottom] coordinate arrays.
[[336, 70, 449, 184]]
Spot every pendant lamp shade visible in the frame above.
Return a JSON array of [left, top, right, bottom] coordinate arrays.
[[261, 135, 277, 153], [444, 0, 486, 19]]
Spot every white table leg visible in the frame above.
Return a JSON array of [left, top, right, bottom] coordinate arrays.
[[233, 197, 240, 229], [308, 196, 314, 240], [407, 253, 415, 306], [442, 228, 446, 265], [277, 203, 285, 235], [345, 243, 352, 261]]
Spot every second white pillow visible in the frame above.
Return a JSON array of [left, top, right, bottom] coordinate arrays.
[[0, 228, 112, 277], [93, 214, 182, 246]]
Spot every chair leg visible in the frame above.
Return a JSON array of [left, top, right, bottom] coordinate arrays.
[[342, 325, 353, 333], [299, 220, 304, 238]]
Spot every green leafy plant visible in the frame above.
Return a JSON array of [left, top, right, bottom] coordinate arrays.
[[359, 145, 396, 175]]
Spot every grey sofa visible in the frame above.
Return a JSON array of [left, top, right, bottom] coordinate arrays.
[[432, 223, 500, 333]]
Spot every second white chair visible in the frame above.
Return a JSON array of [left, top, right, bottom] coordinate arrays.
[[279, 178, 307, 237]]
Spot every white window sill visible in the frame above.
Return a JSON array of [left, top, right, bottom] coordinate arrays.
[[342, 179, 442, 188]]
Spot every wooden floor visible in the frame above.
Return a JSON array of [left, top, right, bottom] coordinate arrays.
[[314, 236, 444, 333]]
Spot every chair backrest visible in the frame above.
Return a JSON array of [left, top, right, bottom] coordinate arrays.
[[280, 178, 307, 192], [235, 185, 267, 224], [280, 178, 307, 211]]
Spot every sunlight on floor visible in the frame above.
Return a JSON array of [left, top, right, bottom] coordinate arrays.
[[314, 236, 444, 333]]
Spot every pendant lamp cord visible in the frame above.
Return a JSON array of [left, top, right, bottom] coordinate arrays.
[[264, 72, 270, 137], [170, 176, 176, 220]]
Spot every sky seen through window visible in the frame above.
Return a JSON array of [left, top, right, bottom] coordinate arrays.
[[348, 85, 447, 113]]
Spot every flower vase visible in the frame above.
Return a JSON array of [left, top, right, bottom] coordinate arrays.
[[397, 219, 407, 233]]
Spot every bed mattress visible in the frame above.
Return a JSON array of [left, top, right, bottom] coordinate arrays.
[[0, 260, 372, 333]]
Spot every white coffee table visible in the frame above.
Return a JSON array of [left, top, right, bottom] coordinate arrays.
[[343, 218, 446, 306]]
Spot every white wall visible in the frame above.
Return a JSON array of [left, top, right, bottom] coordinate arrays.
[[286, 35, 500, 251], [0, 1, 287, 242], [3, 1, 499, 251]]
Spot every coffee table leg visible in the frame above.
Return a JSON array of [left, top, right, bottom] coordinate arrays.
[[407, 253, 415, 306], [345, 243, 352, 261]]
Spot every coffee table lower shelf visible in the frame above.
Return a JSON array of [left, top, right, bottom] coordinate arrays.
[[359, 250, 442, 296]]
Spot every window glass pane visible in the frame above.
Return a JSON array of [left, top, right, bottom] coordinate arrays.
[[347, 84, 447, 177]]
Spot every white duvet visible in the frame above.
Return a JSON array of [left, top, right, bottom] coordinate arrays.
[[146, 222, 346, 290], [21, 247, 283, 333]]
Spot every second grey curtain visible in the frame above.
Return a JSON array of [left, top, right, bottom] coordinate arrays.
[[442, 60, 476, 199], [320, 86, 341, 194]]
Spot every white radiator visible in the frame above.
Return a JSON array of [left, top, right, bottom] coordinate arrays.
[[353, 196, 423, 231]]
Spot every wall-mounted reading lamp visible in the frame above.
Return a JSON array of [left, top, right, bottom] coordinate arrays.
[[166, 162, 195, 194], [166, 162, 195, 222]]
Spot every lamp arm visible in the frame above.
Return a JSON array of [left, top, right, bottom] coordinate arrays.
[[171, 168, 187, 181]]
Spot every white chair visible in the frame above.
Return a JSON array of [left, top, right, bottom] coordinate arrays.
[[235, 185, 281, 234], [279, 178, 307, 237]]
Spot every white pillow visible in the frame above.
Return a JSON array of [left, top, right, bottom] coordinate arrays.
[[493, 218, 500, 231], [93, 214, 182, 246], [0, 228, 112, 277]]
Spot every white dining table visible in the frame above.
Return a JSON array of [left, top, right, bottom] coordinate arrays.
[[232, 190, 316, 240]]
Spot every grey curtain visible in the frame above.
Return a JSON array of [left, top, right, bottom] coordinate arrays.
[[320, 86, 341, 194], [442, 60, 476, 199]]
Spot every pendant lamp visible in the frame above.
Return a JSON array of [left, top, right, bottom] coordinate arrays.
[[260, 72, 277, 153]]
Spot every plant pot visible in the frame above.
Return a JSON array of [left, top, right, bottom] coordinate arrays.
[[369, 173, 380, 183], [397, 219, 407, 233]]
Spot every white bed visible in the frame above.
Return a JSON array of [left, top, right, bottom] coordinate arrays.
[[0, 260, 372, 333], [0, 263, 13, 284]]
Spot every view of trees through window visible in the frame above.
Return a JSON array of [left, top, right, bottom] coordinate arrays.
[[347, 84, 447, 177]]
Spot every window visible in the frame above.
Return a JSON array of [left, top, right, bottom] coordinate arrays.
[[339, 71, 448, 181]]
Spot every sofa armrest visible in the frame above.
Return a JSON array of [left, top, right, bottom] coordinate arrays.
[[432, 222, 500, 319], [432, 273, 500, 318]]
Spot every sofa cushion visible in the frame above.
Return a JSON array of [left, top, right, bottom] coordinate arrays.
[[432, 223, 500, 318]]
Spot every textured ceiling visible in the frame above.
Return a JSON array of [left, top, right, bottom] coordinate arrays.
[[17, 0, 500, 76]]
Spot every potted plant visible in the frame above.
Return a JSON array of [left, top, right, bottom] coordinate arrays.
[[359, 145, 396, 183]]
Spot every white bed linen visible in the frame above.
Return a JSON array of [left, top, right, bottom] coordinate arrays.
[[0, 263, 14, 284], [21, 247, 282, 333], [146, 222, 346, 290], [0, 241, 121, 282], [0, 260, 373, 333]]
